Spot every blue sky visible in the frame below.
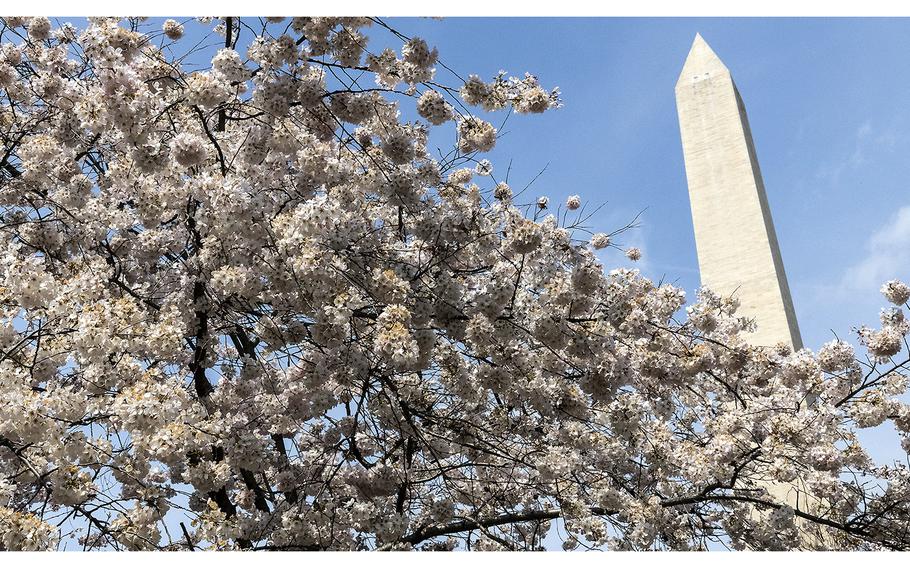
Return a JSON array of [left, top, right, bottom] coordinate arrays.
[[159, 15, 910, 466], [142, 15, 910, 360], [383, 17, 910, 356], [380, 17, 910, 466], [34, 16, 910, 549]]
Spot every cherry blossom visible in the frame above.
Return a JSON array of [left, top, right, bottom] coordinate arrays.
[[0, 16, 908, 552]]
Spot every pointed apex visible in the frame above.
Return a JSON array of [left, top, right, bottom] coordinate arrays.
[[689, 33, 717, 58], [676, 33, 730, 88]]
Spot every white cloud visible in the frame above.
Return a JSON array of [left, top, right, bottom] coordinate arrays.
[[813, 120, 898, 187], [840, 205, 910, 292]]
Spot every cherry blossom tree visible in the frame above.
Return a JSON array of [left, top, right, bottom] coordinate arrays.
[[0, 16, 909, 551]]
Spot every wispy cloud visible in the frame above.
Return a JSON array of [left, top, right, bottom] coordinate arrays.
[[840, 205, 910, 292], [814, 120, 898, 186], [796, 206, 910, 348]]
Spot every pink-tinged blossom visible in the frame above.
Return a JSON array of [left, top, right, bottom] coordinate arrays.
[[0, 16, 906, 553], [162, 19, 184, 40], [882, 279, 910, 305]]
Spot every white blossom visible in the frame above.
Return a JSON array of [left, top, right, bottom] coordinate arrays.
[[591, 233, 611, 249], [457, 116, 497, 153], [416, 90, 453, 125], [27, 17, 51, 41], [170, 132, 207, 167], [162, 19, 184, 40], [0, 15, 904, 553], [882, 279, 910, 305]]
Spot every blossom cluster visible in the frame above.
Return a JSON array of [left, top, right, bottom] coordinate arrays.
[[0, 16, 908, 553]]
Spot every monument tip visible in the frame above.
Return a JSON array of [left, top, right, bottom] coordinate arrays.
[[676, 32, 729, 88]]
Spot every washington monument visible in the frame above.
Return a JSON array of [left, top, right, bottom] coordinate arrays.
[[676, 37, 829, 547], [675, 34, 803, 350]]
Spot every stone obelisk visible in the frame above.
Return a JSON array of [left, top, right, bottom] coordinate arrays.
[[675, 34, 802, 351], [676, 35, 830, 549]]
